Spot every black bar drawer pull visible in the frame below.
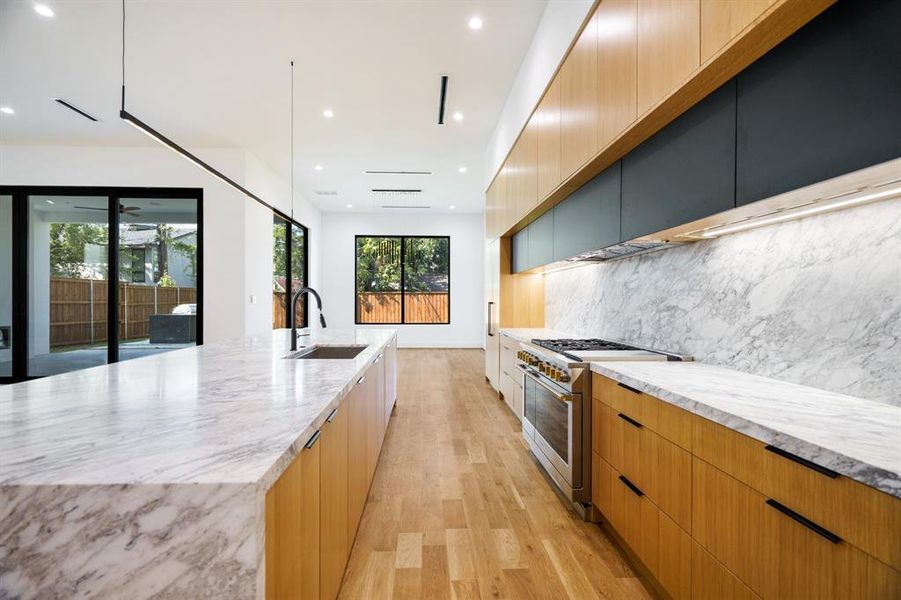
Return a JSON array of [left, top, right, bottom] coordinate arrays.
[[304, 429, 321, 449], [326, 408, 338, 423], [619, 475, 644, 497], [617, 382, 642, 395], [765, 445, 840, 479], [617, 413, 643, 429], [765, 499, 842, 544]]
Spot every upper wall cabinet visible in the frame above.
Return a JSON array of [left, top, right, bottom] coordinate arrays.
[[536, 76, 562, 200], [560, 10, 599, 179], [512, 228, 529, 274], [700, 0, 777, 63], [596, 0, 638, 151], [519, 114, 540, 220], [526, 211, 555, 271], [622, 80, 736, 241], [637, 0, 700, 115], [735, 0, 901, 206], [553, 162, 621, 262]]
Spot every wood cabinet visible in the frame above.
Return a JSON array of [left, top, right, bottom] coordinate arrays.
[[552, 161, 620, 261], [484, 238, 500, 391], [320, 404, 349, 600], [560, 9, 598, 179], [536, 75, 562, 200], [499, 335, 523, 419], [384, 337, 397, 416], [735, 0, 901, 206], [691, 541, 760, 600], [347, 374, 369, 541], [366, 357, 385, 482], [266, 432, 321, 600], [596, 0, 637, 150], [700, 0, 776, 62], [621, 79, 736, 241], [636, 0, 700, 115]]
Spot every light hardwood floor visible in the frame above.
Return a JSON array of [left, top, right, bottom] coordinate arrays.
[[338, 349, 652, 600]]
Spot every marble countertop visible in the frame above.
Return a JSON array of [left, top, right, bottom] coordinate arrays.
[[498, 327, 580, 343], [0, 328, 396, 489], [590, 361, 901, 498]]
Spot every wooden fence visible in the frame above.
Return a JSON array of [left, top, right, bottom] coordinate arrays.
[[356, 292, 449, 324], [272, 292, 305, 329], [50, 277, 196, 348]]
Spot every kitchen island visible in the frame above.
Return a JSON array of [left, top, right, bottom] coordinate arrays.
[[0, 328, 397, 599]]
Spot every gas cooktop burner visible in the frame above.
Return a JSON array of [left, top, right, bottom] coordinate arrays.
[[531, 338, 641, 353]]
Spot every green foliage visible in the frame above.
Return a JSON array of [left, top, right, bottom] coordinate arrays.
[[49, 223, 108, 278], [171, 238, 198, 282], [158, 272, 176, 287], [355, 237, 448, 292]]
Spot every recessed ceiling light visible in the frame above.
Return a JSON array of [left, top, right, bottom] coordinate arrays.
[[322, 108, 334, 118], [452, 111, 464, 122], [449, 205, 456, 210], [468, 16, 483, 30], [458, 166, 467, 173], [34, 3, 54, 17], [346, 204, 353, 208], [314, 165, 323, 171], [0, 107, 14, 115]]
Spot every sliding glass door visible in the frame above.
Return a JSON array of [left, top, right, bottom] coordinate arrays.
[[0, 186, 202, 383]]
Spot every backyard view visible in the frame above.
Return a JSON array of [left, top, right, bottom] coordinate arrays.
[[271, 217, 306, 328], [25, 195, 199, 376], [355, 236, 449, 324]]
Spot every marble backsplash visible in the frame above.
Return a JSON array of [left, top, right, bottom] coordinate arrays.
[[545, 199, 901, 406]]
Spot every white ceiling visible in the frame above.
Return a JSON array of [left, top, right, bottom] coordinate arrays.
[[0, 0, 547, 214]]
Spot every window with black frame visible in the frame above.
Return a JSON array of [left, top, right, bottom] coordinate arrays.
[[355, 236, 449, 325], [272, 215, 308, 329]]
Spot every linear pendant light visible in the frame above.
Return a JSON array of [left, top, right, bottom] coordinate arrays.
[[117, 0, 290, 219]]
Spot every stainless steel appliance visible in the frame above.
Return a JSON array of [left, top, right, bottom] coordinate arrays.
[[517, 338, 688, 518]]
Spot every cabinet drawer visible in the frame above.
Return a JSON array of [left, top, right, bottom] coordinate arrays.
[[693, 415, 901, 570], [693, 457, 901, 599], [593, 373, 692, 450], [595, 456, 692, 599], [595, 401, 691, 531], [499, 336, 520, 379], [500, 372, 523, 420], [692, 541, 760, 600]]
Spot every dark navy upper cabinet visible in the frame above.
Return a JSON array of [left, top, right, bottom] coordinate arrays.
[[621, 80, 737, 241], [735, 0, 901, 206], [552, 161, 621, 261], [512, 228, 529, 273], [526, 211, 554, 270]]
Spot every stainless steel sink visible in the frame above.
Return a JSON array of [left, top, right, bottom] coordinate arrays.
[[284, 344, 368, 360]]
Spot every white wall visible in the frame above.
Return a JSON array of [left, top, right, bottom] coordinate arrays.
[[483, 0, 594, 189], [0, 144, 321, 343], [319, 212, 484, 348]]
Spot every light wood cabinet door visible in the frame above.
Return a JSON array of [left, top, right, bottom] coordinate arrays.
[[536, 75, 562, 200], [692, 542, 760, 600], [636, 0, 700, 115], [485, 181, 498, 241], [265, 436, 321, 600], [560, 9, 598, 178], [384, 337, 397, 416], [496, 164, 510, 237], [347, 378, 368, 540], [365, 360, 384, 482], [596, 0, 638, 150], [320, 404, 349, 600], [700, 0, 776, 62], [519, 113, 539, 218]]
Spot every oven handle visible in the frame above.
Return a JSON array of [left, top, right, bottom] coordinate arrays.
[[517, 364, 572, 403]]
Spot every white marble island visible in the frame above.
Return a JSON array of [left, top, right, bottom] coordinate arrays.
[[0, 328, 397, 599]]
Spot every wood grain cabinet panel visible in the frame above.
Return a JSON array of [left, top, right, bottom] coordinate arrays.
[[560, 10, 598, 179], [347, 378, 368, 541], [536, 75, 562, 200], [693, 415, 901, 570], [700, 0, 777, 62], [692, 542, 760, 600], [320, 404, 349, 600], [519, 114, 539, 219], [693, 456, 901, 599], [265, 438, 321, 600], [636, 0, 700, 115], [596, 0, 638, 150]]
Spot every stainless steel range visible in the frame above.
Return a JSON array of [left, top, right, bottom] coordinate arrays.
[[516, 337, 688, 518]]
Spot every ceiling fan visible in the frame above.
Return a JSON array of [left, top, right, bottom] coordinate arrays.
[[74, 204, 142, 217]]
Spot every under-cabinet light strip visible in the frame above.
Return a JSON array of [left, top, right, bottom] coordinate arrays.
[[699, 184, 901, 238]]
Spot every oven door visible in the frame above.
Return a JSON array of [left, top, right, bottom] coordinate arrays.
[[520, 366, 575, 487]]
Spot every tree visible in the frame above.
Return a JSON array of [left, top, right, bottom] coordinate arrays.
[[49, 223, 108, 278]]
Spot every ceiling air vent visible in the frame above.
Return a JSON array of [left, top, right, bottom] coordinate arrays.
[[51, 98, 99, 122], [314, 190, 338, 196], [364, 170, 433, 175], [381, 205, 431, 209]]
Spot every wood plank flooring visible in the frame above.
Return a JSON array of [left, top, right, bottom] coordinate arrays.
[[338, 348, 652, 600]]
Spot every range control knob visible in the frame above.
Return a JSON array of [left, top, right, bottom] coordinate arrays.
[[558, 371, 570, 382]]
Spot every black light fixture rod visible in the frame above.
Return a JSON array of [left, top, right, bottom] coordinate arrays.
[[119, 109, 292, 220]]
